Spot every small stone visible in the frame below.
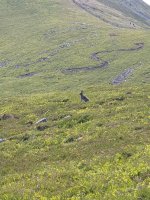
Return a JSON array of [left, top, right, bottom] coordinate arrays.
[[35, 118, 47, 125], [0, 138, 6, 143], [36, 125, 49, 131], [64, 115, 71, 120]]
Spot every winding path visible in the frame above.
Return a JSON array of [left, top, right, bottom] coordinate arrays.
[[62, 43, 144, 79]]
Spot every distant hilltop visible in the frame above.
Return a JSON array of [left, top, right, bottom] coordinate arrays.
[[73, 0, 150, 28]]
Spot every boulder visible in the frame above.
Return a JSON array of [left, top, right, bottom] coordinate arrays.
[[35, 118, 47, 125]]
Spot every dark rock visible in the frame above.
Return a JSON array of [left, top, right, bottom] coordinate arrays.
[[0, 114, 18, 120], [64, 136, 74, 143], [22, 134, 30, 141], [114, 96, 125, 101], [122, 152, 132, 158], [62, 99, 69, 102], [36, 125, 49, 131], [135, 126, 143, 131]]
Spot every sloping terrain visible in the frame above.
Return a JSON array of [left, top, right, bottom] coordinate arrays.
[[73, 0, 150, 27], [98, 0, 150, 26], [0, 0, 150, 199], [0, 0, 150, 97]]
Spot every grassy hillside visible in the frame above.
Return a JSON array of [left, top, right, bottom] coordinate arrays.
[[0, 0, 150, 199], [0, 0, 150, 97]]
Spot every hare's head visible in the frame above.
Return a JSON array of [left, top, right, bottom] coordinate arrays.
[[80, 90, 83, 95]]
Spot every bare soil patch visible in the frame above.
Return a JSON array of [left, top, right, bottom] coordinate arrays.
[[112, 68, 133, 85], [0, 61, 8, 68], [17, 72, 38, 78]]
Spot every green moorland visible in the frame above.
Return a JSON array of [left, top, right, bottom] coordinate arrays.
[[0, 0, 150, 199]]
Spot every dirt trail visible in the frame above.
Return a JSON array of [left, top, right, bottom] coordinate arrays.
[[62, 61, 108, 74], [62, 42, 144, 77]]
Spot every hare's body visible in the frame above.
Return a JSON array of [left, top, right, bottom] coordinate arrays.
[[80, 91, 89, 102]]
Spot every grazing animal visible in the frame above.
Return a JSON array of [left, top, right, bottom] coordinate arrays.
[[80, 91, 89, 102]]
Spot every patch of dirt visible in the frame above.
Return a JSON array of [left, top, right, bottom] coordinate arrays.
[[0, 61, 7, 67], [17, 72, 38, 78], [43, 24, 91, 40], [112, 61, 143, 85], [14, 25, 99, 70], [14, 37, 86, 70], [112, 68, 133, 85], [37, 57, 49, 63], [15, 65, 21, 69], [109, 33, 118, 37]]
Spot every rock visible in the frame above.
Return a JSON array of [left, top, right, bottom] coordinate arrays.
[[36, 125, 49, 131], [64, 115, 71, 120], [126, 91, 132, 95], [0, 138, 6, 143], [76, 136, 83, 141], [0, 114, 18, 120], [113, 96, 125, 101], [35, 118, 47, 125]]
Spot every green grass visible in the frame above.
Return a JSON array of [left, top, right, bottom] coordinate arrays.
[[1, 86, 150, 199], [0, 0, 150, 97], [0, 0, 150, 199]]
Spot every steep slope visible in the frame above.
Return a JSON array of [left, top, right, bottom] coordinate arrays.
[[0, 0, 150, 199], [98, 0, 150, 26], [0, 0, 150, 97], [73, 0, 150, 28]]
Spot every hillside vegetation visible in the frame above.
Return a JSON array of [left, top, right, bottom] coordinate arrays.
[[0, 0, 150, 199]]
